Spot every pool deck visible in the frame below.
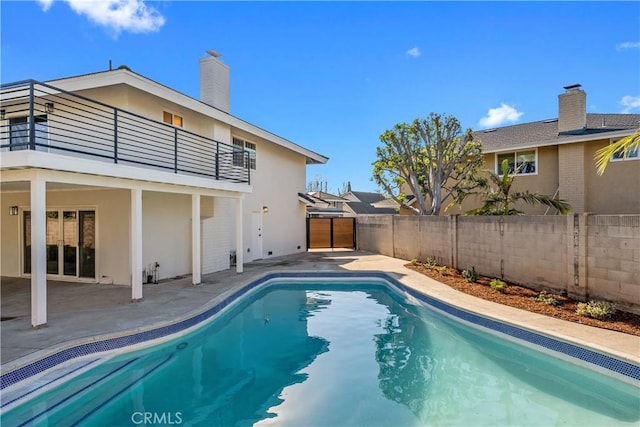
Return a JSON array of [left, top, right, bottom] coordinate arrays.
[[2, 250, 639, 376]]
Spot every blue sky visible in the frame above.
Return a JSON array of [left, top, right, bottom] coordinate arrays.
[[2, 1, 639, 193]]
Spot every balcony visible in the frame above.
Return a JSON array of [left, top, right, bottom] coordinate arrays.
[[0, 80, 250, 185]]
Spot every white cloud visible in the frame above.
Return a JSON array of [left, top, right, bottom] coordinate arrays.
[[406, 47, 421, 58], [37, 0, 165, 35], [478, 103, 523, 128], [616, 41, 640, 51], [620, 95, 640, 113]]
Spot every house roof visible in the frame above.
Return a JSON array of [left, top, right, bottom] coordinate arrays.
[[475, 113, 640, 153], [342, 191, 397, 215], [40, 67, 329, 165], [307, 191, 348, 202]]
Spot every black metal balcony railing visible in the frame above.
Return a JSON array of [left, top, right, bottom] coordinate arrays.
[[0, 80, 250, 184]]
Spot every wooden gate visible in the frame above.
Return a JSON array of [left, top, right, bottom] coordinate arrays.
[[307, 217, 356, 249]]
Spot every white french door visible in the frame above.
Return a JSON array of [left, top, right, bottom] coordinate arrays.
[[23, 210, 96, 279]]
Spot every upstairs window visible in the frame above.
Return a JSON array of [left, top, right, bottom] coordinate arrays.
[[232, 137, 257, 170], [496, 149, 536, 175], [610, 139, 639, 161], [163, 111, 183, 127]]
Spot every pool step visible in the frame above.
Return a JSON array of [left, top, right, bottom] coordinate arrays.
[[4, 353, 175, 426]]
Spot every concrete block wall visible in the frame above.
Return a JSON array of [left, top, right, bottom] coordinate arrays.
[[586, 215, 640, 312], [356, 216, 394, 257], [357, 214, 640, 313]]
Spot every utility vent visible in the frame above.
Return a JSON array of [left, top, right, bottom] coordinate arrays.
[[483, 128, 497, 133]]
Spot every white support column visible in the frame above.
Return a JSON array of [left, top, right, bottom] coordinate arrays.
[[192, 194, 201, 285], [131, 188, 143, 301], [30, 175, 47, 328], [235, 196, 244, 273]]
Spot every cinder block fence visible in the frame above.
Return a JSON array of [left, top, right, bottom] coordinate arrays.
[[357, 214, 640, 314]]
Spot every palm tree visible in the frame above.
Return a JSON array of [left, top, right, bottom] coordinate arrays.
[[594, 131, 640, 175], [467, 159, 571, 215]]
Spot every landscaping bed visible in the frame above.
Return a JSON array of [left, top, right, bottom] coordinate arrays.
[[405, 262, 640, 337]]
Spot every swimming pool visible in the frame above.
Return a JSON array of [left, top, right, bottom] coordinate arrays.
[[2, 274, 639, 426]]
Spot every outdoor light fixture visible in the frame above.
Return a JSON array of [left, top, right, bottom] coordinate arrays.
[[10, 206, 19, 216], [0, 109, 5, 119], [44, 102, 54, 113], [262, 206, 269, 213]]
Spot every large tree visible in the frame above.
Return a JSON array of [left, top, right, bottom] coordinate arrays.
[[372, 113, 484, 215]]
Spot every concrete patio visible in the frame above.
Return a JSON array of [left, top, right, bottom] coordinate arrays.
[[2, 250, 639, 375]]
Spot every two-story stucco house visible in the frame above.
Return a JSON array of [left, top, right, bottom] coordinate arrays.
[[0, 52, 327, 327], [472, 85, 639, 215]]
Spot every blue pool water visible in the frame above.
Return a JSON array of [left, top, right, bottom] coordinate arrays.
[[2, 281, 639, 426]]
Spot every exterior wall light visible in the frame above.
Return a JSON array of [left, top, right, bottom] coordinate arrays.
[[10, 206, 19, 216], [0, 109, 5, 119], [262, 206, 269, 213], [44, 102, 54, 113]]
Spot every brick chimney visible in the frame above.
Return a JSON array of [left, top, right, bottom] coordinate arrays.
[[558, 84, 586, 134], [200, 50, 230, 113]]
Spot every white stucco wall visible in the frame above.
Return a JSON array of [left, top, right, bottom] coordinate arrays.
[[202, 197, 235, 274], [0, 188, 130, 285], [241, 134, 308, 260], [141, 191, 192, 281]]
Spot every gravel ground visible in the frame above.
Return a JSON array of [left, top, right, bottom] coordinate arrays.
[[406, 263, 640, 337]]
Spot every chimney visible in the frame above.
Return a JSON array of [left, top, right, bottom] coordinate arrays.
[[558, 84, 586, 134], [200, 50, 230, 113]]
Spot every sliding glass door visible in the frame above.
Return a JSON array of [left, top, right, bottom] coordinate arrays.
[[23, 209, 96, 279]]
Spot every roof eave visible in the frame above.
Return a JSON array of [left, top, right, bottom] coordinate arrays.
[[44, 69, 329, 164], [482, 128, 639, 154]]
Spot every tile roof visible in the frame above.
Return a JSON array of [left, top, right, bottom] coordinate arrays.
[[475, 113, 640, 153]]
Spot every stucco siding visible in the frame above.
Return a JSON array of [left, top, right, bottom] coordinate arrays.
[[202, 197, 234, 274], [242, 135, 308, 259], [0, 188, 130, 285], [584, 140, 640, 214], [141, 191, 191, 282]]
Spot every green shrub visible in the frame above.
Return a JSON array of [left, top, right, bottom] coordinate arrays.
[[535, 291, 561, 306], [576, 300, 617, 320], [461, 267, 479, 283], [410, 258, 420, 266], [436, 266, 448, 275], [424, 257, 437, 269], [490, 278, 507, 293]]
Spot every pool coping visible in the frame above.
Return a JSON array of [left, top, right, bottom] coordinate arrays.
[[2, 270, 639, 404]]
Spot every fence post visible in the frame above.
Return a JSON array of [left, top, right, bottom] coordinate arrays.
[[566, 213, 589, 301], [450, 215, 458, 270]]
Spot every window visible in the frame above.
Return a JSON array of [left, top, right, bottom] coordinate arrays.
[[163, 111, 183, 127], [610, 139, 639, 161], [232, 137, 257, 170], [496, 149, 536, 175], [9, 115, 48, 151]]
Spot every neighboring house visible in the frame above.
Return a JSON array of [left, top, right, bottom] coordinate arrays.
[[302, 190, 397, 217], [0, 52, 327, 327], [470, 84, 639, 215], [341, 191, 398, 216], [303, 191, 350, 217]]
